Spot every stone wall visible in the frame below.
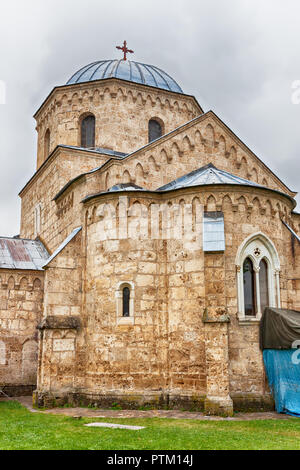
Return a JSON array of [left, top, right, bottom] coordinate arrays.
[[0, 270, 44, 395], [25, 73, 299, 415], [35, 79, 202, 169], [36, 183, 298, 414], [52, 110, 297, 267], [19, 149, 107, 252], [88, 112, 294, 196], [37, 230, 83, 395]]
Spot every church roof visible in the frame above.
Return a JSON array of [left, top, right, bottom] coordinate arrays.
[[0, 237, 49, 271], [59, 145, 128, 158], [157, 163, 266, 191], [282, 220, 300, 243], [81, 162, 296, 207], [108, 183, 145, 192], [42, 227, 82, 268], [66, 60, 183, 93]]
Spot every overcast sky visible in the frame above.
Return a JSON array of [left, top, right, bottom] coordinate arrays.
[[0, 0, 299, 237]]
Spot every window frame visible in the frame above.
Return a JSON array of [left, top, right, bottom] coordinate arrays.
[[80, 114, 96, 148], [115, 281, 135, 325], [236, 233, 281, 322], [243, 257, 257, 316]]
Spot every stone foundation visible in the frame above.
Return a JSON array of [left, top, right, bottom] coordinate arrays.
[[204, 395, 234, 417], [231, 394, 275, 413], [1, 384, 36, 397], [33, 390, 274, 414], [33, 391, 206, 411]]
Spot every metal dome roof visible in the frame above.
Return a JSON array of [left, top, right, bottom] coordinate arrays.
[[66, 60, 183, 93]]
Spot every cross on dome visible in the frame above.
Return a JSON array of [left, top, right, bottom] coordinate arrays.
[[116, 40, 134, 61]]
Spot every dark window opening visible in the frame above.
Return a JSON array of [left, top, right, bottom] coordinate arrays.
[[81, 115, 95, 148], [149, 119, 162, 143], [122, 287, 130, 317], [243, 257, 256, 316]]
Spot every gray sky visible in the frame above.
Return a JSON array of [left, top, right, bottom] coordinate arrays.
[[0, 0, 300, 237]]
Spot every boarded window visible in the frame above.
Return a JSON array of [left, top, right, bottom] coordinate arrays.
[[149, 119, 162, 143], [81, 115, 95, 148], [243, 258, 256, 316], [123, 287, 130, 317], [203, 211, 225, 252], [259, 259, 269, 314]]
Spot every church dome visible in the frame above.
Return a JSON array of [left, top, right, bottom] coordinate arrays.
[[66, 60, 183, 93]]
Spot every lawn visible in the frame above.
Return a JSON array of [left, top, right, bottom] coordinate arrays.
[[0, 401, 300, 450]]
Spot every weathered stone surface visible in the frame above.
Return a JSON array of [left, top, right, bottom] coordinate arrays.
[[1, 66, 299, 413], [38, 316, 81, 330], [0, 271, 44, 393]]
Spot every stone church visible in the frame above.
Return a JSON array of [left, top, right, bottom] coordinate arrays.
[[0, 44, 299, 416]]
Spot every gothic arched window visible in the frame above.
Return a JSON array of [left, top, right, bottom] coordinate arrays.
[[243, 258, 256, 316], [259, 259, 269, 315], [236, 233, 281, 321], [81, 115, 95, 148], [44, 129, 50, 159], [149, 119, 163, 143], [122, 287, 130, 317]]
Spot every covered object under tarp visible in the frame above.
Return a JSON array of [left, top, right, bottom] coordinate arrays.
[[263, 350, 300, 416], [260, 307, 300, 350], [260, 308, 300, 416]]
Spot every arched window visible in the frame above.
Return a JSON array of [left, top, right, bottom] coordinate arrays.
[[116, 282, 135, 325], [243, 258, 256, 316], [236, 232, 281, 321], [44, 129, 50, 159], [81, 115, 95, 148], [259, 259, 269, 314], [122, 287, 130, 317], [149, 119, 162, 143]]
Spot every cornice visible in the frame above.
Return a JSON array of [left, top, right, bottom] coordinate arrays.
[[33, 77, 203, 121], [81, 181, 296, 210]]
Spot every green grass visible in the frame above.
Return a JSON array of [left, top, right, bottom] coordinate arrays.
[[1, 401, 300, 450]]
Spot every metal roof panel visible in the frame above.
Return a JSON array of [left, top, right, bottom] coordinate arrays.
[[0, 238, 49, 271]]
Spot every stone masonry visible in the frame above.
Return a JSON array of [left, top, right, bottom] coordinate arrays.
[[1, 57, 299, 416]]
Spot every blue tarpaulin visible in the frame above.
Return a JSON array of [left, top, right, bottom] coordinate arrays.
[[263, 349, 300, 416]]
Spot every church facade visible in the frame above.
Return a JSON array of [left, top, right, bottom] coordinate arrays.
[[0, 50, 299, 416]]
